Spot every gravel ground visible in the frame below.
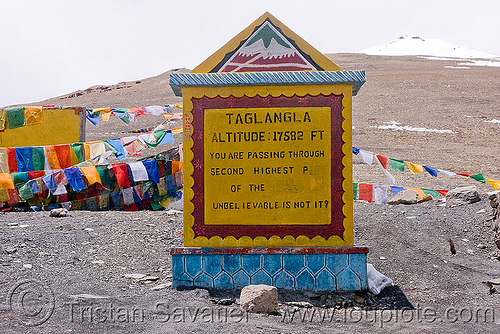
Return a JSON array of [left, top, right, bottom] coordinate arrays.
[[1, 198, 499, 333]]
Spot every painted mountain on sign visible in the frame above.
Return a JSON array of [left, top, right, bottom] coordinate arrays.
[[217, 20, 319, 72]]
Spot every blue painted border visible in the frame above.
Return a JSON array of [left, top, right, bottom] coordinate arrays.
[[169, 71, 366, 97]]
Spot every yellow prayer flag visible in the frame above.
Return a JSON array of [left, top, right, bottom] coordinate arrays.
[[172, 161, 183, 174], [24, 106, 43, 125], [163, 113, 174, 120], [44, 146, 61, 169], [69, 147, 80, 166], [80, 166, 101, 185], [0, 147, 8, 173], [406, 187, 426, 198], [406, 162, 424, 174], [83, 142, 91, 160], [159, 196, 170, 209], [0, 109, 6, 131], [94, 108, 112, 121], [174, 103, 183, 109], [0, 188, 10, 202], [486, 178, 500, 190], [0, 173, 14, 190], [171, 127, 183, 135]]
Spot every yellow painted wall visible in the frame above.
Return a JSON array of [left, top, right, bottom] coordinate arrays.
[[0, 108, 83, 147]]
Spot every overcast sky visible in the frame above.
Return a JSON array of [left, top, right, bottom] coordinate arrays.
[[1, 0, 499, 107]]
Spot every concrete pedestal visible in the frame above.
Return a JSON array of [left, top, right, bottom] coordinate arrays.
[[171, 247, 368, 291]]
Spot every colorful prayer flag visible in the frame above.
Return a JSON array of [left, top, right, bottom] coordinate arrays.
[[5, 107, 25, 128], [358, 183, 373, 203], [423, 165, 438, 177], [469, 174, 487, 183], [376, 155, 389, 169], [406, 162, 424, 174], [390, 158, 405, 172], [486, 178, 500, 190], [24, 106, 43, 125]]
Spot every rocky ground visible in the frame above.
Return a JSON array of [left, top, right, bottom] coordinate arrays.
[[0, 197, 499, 333], [1, 54, 500, 333]]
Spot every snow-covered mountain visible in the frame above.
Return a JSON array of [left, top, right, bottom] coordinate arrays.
[[361, 36, 499, 59]]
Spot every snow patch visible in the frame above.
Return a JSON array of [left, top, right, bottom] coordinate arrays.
[[484, 119, 500, 124], [361, 36, 499, 59], [373, 121, 456, 134], [444, 66, 470, 69], [458, 59, 500, 68]]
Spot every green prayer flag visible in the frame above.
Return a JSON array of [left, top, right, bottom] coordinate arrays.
[[5, 107, 25, 129], [144, 131, 167, 148], [96, 165, 112, 187], [150, 201, 163, 211], [353, 183, 358, 200], [18, 182, 34, 200], [12, 172, 29, 185], [70, 143, 85, 162], [390, 158, 405, 172], [422, 188, 442, 198], [470, 174, 487, 183], [32, 147, 45, 171]]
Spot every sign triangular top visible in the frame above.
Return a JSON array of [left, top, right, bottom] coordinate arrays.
[[191, 12, 343, 73]]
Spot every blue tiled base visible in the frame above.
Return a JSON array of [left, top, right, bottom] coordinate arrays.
[[171, 247, 368, 291]]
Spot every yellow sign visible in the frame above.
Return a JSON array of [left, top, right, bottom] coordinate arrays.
[[204, 107, 331, 225]]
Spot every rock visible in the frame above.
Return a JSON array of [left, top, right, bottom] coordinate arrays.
[[91, 260, 105, 265], [449, 239, 457, 254], [7, 222, 19, 226], [5, 248, 17, 254], [379, 256, 387, 260], [69, 294, 110, 299], [476, 209, 487, 214], [49, 208, 70, 217], [58, 224, 73, 231], [124, 273, 147, 280], [150, 282, 172, 291], [417, 194, 433, 203], [240, 285, 278, 314], [303, 291, 321, 299], [83, 228, 94, 232], [285, 301, 314, 308], [23, 263, 32, 269], [211, 298, 235, 305], [388, 189, 419, 205], [445, 186, 480, 207], [477, 243, 487, 249], [138, 276, 160, 282]]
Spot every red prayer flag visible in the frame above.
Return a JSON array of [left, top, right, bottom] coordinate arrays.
[[7, 148, 17, 173], [28, 170, 45, 180], [112, 163, 131, 188], [435, 190, 449, 196], [358, 183, 373, 203], [7, 188, 20, 205], [376, 155, 389, 169], [456, 172, 473, 177], [124, 203, 138, 211], [54, 144, 72, 169]]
